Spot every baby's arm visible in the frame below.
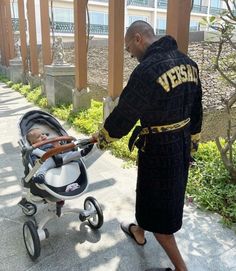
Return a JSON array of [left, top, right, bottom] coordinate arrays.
[[62, 150, 82, 164], [62, 145, 93, 164], [32, 148, 46, 158]]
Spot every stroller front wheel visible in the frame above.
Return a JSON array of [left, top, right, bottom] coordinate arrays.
[[23, 220, 41, 261], [22, 202, 37, 217], [84, 196, 104, 229]]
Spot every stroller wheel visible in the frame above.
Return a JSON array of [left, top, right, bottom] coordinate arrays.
[[84, 196, 104, 229], [23, 221, 41, 261], [22, 202, 37, 217]]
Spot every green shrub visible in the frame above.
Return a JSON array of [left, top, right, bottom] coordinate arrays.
[[50, 104, 73, 121], [0, 75, 9, 83], [19, 85, 31, 96], [37, 97, 48, 108], [71, 100, 103, 134], [188, 141, 236, 227], [12, 83, 23, 91], [6, 81, 14, 87]]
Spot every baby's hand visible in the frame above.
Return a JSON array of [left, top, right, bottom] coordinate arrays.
[[53, 142, 61, 147]]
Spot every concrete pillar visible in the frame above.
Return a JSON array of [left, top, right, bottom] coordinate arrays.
[[166, 0, 192, 54], [73, 0, 90, 110], [9, 58, 23, 83], [44, 65, 75, 106], [26, 0, 39, 76]]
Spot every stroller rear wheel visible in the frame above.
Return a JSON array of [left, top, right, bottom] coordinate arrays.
[[84, 196, 103, 229], [23, 220, 41, 261]]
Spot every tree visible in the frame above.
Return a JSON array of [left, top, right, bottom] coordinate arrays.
[[203, 0, 236, 183]]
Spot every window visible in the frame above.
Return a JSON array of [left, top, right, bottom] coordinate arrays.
[[11, 2, 19, 18], [157, 18, 166, 30], [156, 18, 166, 34], [89, 12, 108, 25], [128, 15, 149, 25], [190, 21, 199, 31], [194, 0, 202, 5], [53, 8, 74, 23], [210, 0, 221, 8]]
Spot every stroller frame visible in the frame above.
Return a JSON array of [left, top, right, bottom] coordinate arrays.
[[17, 110, 103, 261]]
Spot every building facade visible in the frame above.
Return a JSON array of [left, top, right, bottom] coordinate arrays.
[[11, 0, 234, 42]]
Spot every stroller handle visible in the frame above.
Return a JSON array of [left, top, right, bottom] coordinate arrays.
[[31, 136, 75, 149], [40, 137, 96, 162], [40, 142, 77, 162]]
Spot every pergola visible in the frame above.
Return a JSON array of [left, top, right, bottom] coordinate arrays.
[[0, 0, 192, 102]]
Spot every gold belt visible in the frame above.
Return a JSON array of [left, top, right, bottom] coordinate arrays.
[[140, 118, 190, 135], [128, 118, 190, 152]]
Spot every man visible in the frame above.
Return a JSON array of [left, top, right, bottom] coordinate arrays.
[[93, 21, 202, 271]]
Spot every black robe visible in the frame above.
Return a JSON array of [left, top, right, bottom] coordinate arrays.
[[100, 35, 202, 234]]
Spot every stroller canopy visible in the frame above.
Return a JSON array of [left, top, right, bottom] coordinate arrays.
[[19, 110, 68, 140]]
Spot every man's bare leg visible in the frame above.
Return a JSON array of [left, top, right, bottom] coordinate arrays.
[[154, 233, 188, 271]]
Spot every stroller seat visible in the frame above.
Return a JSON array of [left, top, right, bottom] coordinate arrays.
[[39, 160, 88, 198]]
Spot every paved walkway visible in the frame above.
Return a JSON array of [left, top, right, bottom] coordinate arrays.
[[0, 82, 235, 271]]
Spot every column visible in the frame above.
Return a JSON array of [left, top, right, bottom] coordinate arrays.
[[0, 1, 10, 67], [40, 0, 51, 66], [0, 1, 7, 66], [27, 0, 39, 75], [18, 0, 28, 72], [103, 0, 125, 119], [5, 0, 15, 59], [166, 0, 192, 54], [73, 0, 90, 110], [108, 0, 125, 99], [74, 0, 87, 89]]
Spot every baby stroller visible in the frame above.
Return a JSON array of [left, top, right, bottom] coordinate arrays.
[[17, 110, 104, 261]]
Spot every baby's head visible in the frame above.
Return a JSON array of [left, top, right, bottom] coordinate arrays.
[[26, 128, 48, 144]]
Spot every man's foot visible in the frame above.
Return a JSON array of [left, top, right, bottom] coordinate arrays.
[[120, 222, 146, 246], [33, 174, 45, 184]]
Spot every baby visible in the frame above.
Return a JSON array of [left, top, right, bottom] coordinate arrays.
[[26, 128, 93, 184]]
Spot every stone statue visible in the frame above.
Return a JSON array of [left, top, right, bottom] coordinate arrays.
[[52, 37, 67, 65], [14, 37, 21, 59]]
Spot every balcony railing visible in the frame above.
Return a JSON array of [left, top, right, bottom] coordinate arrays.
[[12, 18, 19, 32], [192, 4, 208, 14], [189, 25, 200, 32], [157, 0, 167, 9], [89, 24, 108, 35], [127, 0, 155, 8], [156, 29, 166, 35], [210, 7, 225, 15], [90, 0, 108, 2], [52, 22, 74, 33], [52, 22, 108, 35]]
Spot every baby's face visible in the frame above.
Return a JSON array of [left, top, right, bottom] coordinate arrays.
[[31, 129, 48, 144]]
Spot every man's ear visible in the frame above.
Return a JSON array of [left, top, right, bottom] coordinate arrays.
[[135, 33, 142, 42]]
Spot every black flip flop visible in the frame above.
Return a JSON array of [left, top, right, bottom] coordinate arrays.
[[120, 222, 147, 246]]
